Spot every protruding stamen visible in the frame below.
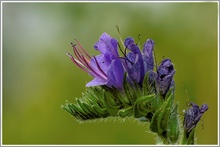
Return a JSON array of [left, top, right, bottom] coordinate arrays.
[[74, 38, 92, 59], [66, 52, 88, 72], [72, 43, 90, 64]]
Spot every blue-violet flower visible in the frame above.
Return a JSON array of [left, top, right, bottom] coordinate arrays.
[[183, 102, 209, 136], [67, 32, 124, 89], [123, 37, 155, 86], [67, 32, 175, 95], [156, 58, 175, 97]]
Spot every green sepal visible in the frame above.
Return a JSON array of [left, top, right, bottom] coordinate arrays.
[[118, 107, 133, 118], [167, 103, 180, 144], [142, 71, 156, 95], [92, 105, 110, 118], [102, 85, 130, 106], [61, 100, 75, 116], [122, 73, 142, 105], [83, 87, 105, 108], [149, 105, 160, 133], [67, 101, 89, 120], [78, 99, 101, 118], [186, 129, 195, 144], [181, 129, 195, 145], [133, 94, 155, 118], [103, 90, 121, 116], [150, 93, 173, 135], [76, 98, 97, 119]]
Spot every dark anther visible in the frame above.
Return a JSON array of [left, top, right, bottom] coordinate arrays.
[[160, 74, 166, 79]]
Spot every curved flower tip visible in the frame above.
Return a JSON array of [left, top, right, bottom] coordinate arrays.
[[124, 37, 135, 47], [124, 37, 142, 55], [155, 58, 175, 97], [143, 39, 155, 57], [94, 32, 119, 58], [183, 102, 209, 135]]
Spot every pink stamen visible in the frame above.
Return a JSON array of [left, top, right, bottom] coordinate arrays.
[[68, 39, 108, 80], [66, 52, 88, 73], [72, 44, 84, 63], [74, 38, 92, 59], [72, 43, 91, 65]]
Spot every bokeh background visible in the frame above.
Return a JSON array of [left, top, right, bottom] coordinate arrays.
[[2, 2, 218, 145]]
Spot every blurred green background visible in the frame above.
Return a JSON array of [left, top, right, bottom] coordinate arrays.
[[2, 2, 218, 145]]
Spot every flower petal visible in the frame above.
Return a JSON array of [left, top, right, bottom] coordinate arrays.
[[106, 59, 124, 89], [200, 104, 209, 113], [124, 37, 141, 54], [124, 37, 145, 85], [142, 39, 155, 73], [90, 54, 110, 74], [94, 32, 118, 58]]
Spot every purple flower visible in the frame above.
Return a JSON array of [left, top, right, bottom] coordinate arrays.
[[183, 102, 209, 136], [155, 58, 175, 97], [123, 37, 145, 85], [66, 32, 174, 93], [122, 37, 155, 85], [66, 32, 124, 89]]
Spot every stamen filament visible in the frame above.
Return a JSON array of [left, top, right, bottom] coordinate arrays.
[[74, 38, 92, 59], [66, 53, 88, 72], [72, 44, 87, 64]]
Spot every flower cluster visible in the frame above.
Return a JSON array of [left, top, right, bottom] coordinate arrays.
[[67, 32, 175, 96], [64, 32, 209, 145]]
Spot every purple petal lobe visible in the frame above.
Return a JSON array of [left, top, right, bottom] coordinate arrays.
[[142, 39, 155, 73], [86, 77, 106, 87], [94, 32, 119, 58], [200, 104, 209, 113], [90, 54, 110, 73], [106, 59, 124, 89], [124, 37, 135, 47]]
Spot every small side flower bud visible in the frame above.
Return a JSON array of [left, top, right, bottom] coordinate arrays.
[[156, 58, 175, 98], [182, 102, 209, 144]]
